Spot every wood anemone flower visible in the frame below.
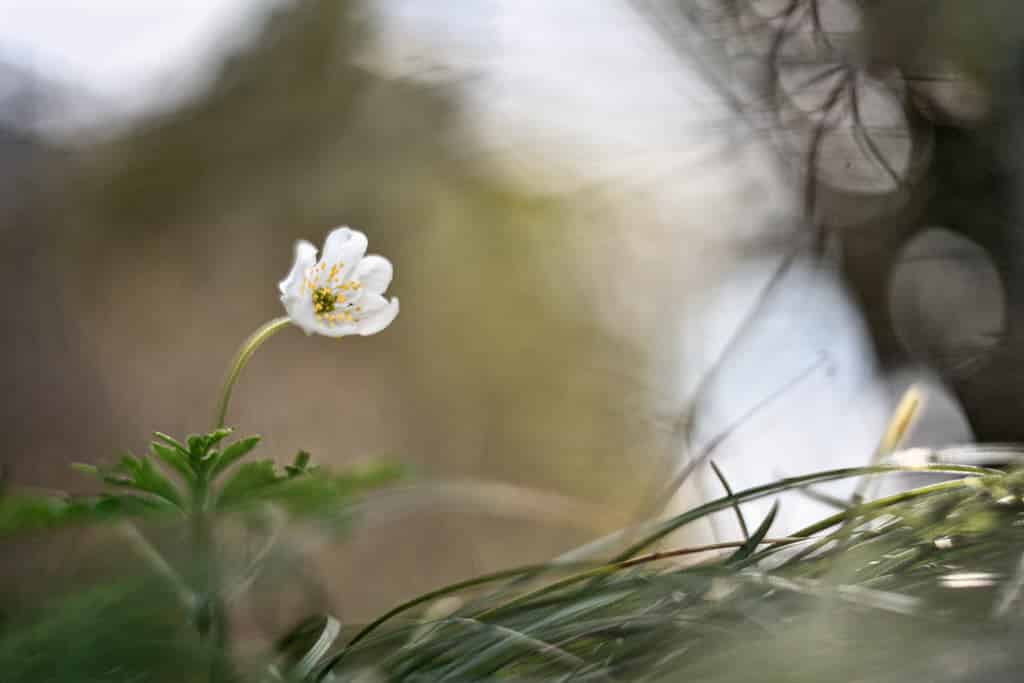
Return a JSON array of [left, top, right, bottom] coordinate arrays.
[[278, 226, 399, 337]]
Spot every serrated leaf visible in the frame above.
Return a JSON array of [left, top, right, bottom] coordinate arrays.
[[208, 436, 261, 480], [206, 427, 233, 448], [0, 491, 174, 537], [149, 442, 196, 485], [215, 460, 281, 509], [186, 434, 206, 464], [92, 493, 172, 518], [235, 463, 406, 519], [153, 431, 189, 454], [285, 450, 312, 478], [109, 455, 185, 509], [215, 461, 406, 516]]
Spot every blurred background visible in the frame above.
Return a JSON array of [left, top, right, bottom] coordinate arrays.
[[3, 0, 1024, 644]]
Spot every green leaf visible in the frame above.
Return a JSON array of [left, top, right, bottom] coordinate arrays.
[[0, 491, 174, 537], [612, 463, 988, 562], [711, 460, 749, 540], [153, 431, 189, 454], [187, 432, 222, 467], [725, 501, 778, 566], [215, 460, 280, 509], [70, 463, 100, 477], [0, 578, 212, 681], [0, 493, 77, 536], [91, 493, 173, 519], [205, 427, 233, 449], [285, 450, 314, 477], [76, 453, 186, 507], [275, 614, 343, 679], [149, 442, 196, 485], [244, 463, 406, 516], [208, 436, 261, 480], [107, 455, 185, 509], [186, 434, 205, 455], [214, 460, 406, 516]]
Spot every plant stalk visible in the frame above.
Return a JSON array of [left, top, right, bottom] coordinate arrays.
[[192, 474, 231, 680], [213, 316, 292, 430]]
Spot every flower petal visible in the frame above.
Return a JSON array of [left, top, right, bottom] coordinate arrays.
[[320, 226, 368, 281], [282, 296, 318, 335], [353, 255, 394, 295], [354, 292, 389, 312], [279, 227, 395, 339], [314, 320, 360, 338], [355, 297, 399, 336], [278, 240, 317, 299]]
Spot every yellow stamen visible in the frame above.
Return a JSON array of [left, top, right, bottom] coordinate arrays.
[[312, 287, 337, 314]]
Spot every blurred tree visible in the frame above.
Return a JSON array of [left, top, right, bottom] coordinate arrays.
[[644, 0, 1024, 443]]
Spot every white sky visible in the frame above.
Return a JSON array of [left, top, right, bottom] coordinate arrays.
[[0, 0, 286, 126]]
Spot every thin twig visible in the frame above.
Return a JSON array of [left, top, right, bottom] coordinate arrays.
[[849, 76, 904, 188], [655, 346, 829, 515], [224, 503, 288, 603], [710, 461, 750, 540], [448, 617, 589, 673], [617, 536, 805, 569], [118, 521, 195, 610], [993, 549, 1024, 618], [850, 385, 922, 508]]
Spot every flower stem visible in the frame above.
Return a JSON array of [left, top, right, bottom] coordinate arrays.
[[191, 477, 228, 680], [213, 316, 292, 430], [118, 522, 196, 611]]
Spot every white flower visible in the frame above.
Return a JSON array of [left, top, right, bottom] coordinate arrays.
[[278, 227, 399, 337]]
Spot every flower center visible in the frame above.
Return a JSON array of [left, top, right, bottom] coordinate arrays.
[[304, 263, 365, 326], [312, 287, 337, 314]]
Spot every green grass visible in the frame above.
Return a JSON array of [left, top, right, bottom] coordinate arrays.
[[6, 462, 1024, 682], [312, 464, 1024, 682]]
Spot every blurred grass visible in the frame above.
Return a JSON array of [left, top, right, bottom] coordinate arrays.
[[0, 577, 212, 683], [6, 463, 1024, 682], [314, 465, 1024, 682]]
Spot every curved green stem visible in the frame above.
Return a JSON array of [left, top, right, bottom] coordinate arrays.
[[118, 522, 196, 611], [213, 317, 292, 430]]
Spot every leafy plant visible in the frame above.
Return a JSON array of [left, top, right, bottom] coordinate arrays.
[[0, 225, 404, 682]]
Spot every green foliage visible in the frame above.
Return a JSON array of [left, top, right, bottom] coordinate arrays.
[[0, 491, 168, 536], [217, 460, 280, 510], [150, 441, 197, 486], [310, 464, 1024, 682], [0, 579, 211, 683], [103, 453, 186, 508], [9, 449, 1024, 682], [724, 501, 777, 566], [271, 614, 343, 681], [215, 458, 406, 518], [208, 436, 262, 480], [2, 425, 404, 681], [2, 428, 402, 537]]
